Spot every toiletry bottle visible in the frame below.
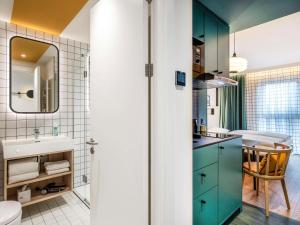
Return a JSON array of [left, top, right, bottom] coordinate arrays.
[[53, 121, 59, 136], [193, 119, 199, 134], [200, 119, 207, 135]]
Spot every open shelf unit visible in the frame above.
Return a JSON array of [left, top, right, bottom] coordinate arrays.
[[4, 149, 73, 207]]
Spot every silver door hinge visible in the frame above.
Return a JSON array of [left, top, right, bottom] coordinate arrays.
[[145, 64, 153, 77], [84, 71, 87, 78]]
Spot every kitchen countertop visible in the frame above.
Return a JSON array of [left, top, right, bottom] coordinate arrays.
[[193, 134, 242, 149]]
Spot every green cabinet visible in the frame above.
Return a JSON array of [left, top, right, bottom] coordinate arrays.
[[193, 138, 242, 225], [217, 22, 230, 78], [218, 138, 243, 224], [193, 1, 204, 41], [193, 163, 218, 197], [193, 0, 230, 77], [193, 187, 218, 225], [193, 144, 218, 171], [204, 13, 218, 74]]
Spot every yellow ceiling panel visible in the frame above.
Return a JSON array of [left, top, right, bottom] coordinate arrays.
[[11, 37, 50, 63], [11, 0, 88, 35]]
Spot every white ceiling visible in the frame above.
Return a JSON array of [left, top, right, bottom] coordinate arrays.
[[230, 12, 300, 71]]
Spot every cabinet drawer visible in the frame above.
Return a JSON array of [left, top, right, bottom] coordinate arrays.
[[193, 144, 218, 171], [193, 186, 218, 225], [193, 163, 218, 197]]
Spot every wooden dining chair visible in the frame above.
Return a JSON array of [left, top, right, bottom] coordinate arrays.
[[242, 143, 292, 217]]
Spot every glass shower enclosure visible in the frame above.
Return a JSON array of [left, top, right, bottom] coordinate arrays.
[[73, 52, 91, 206]]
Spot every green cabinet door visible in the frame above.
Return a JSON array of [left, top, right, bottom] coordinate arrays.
[[193, 163, 218, 198], [193, 187, 218, 225], [218, 138, 243, 224], [193, 1, 204, 41], [193, 144, 218, 171], [204, 13, 218, 74], [217, 22, 229, 78]]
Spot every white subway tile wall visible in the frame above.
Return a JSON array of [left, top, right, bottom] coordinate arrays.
[[0, 20, 91, 200]]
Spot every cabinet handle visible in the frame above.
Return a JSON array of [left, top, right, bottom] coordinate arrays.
[[212, 70, 218, 73], [200, 173, 206, 184], [218, 71, 223, 74], [200, 199, 206, 211], [219, 146, 224, 155], [199, 34, 204, 38]]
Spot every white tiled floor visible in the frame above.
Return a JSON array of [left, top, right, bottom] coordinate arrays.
[[73, 184, 90, 205], [21, 192, 90, 225]]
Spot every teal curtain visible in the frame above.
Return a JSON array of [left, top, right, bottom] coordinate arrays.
[[219, 75, 247, 130]]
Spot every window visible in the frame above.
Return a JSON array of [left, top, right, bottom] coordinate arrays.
[[246, 66, 300, 154]]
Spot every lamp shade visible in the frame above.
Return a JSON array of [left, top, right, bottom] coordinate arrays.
[[230, 54, 248, 73]]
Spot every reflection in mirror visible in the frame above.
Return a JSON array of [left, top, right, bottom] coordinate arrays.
[[10, 36, 59, 113]]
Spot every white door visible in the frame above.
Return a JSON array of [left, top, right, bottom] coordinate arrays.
[[90, 1, 148, 225]]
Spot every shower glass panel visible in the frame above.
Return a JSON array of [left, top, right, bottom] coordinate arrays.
[[73, 52, 91, 206]]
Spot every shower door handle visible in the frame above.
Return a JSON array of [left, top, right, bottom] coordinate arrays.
[[86, 138, 98, 154]]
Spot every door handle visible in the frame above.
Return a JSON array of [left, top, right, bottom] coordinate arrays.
[[86, 138, 98, 154]]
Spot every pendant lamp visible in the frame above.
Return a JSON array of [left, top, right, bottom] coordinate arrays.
[[230, 33, 247, 73]]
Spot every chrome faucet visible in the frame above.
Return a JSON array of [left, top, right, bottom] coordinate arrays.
[[34, 128, 40, 141]]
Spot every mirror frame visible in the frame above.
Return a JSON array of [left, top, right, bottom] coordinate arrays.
[[9, 36, 60, 114]]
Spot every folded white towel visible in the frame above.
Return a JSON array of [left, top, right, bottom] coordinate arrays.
[[9, 161, 39, 176], [45, 167, 69, 175], [8, 158, 39, 176], [44, 160, 70, 171], [8, 171, 39, 184]]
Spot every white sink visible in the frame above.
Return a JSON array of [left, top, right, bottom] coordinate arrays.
[[1, 136, 75, 159]]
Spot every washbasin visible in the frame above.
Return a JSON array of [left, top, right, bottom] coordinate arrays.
[[1, 136, 74, 159]]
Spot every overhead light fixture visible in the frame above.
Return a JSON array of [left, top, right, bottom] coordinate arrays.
[[230, 33, 247, 74], [20, 53, 26, 58]]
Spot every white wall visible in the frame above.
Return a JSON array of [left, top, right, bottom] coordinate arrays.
[[90, 1, 147, 225], [207, 88, 219, 129], [90, 0, 192, 225], [230, 12, 300, 71], [0, 0, 13, 22], [61, 0, 99, 43], [0, 20, 91, 198], [152, 0, 192, 224]]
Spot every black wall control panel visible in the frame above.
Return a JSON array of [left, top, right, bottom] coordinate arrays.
[[175, 71, 186, 86]]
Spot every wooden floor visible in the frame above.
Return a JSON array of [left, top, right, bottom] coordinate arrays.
[[242, 154, 300, 221], [230, 204, 300, 225]]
